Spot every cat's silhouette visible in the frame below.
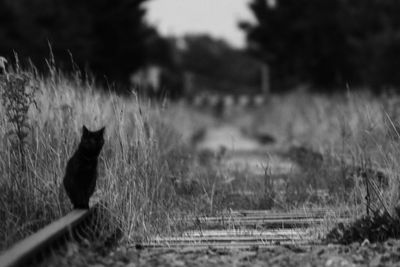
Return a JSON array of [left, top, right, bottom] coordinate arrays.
[[63, 125, 105, 209]]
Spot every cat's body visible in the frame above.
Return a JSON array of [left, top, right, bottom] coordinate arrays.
[[63, 125, 105, 209]]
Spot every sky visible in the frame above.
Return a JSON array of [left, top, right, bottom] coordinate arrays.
[[145, 0, 255, 48]]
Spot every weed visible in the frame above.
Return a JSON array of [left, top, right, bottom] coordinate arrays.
[[0, 64, 211, 250], [0, 68, 39, 155]]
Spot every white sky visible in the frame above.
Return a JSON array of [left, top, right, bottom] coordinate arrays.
[[145, 0, 255, 48]]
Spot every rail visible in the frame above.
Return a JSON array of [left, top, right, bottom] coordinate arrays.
[[0, 208, 95, 267], [141, 209, 349, 249], [0, 208, 348, 265]]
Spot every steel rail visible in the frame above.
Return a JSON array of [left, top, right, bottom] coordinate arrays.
[[179, 208, 349, 220], [0, 208, 94, 267], [0, 208, 347, 266], [140, 211, 348, 249], [141, 240, 319, 249], [183, 218, 349, 230]]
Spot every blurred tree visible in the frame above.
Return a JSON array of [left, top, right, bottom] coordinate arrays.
[[0, 0, 163, 90], [240, 0, 356, 91], [89, 0, 158, 85], [179, 35, 261, 90], [346, 0, 400, 89], [241, 0, 400, 92], [0, 1, 16, 53]]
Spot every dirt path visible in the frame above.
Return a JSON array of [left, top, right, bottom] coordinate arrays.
[[132, 241, 400, 267], [197, 125, 297, 176], [58, 239, 400, 266], [196, 125, 261, 151]]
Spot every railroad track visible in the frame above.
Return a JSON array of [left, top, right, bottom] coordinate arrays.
[[0, 208, 97, 267], [0, 208, 347, 266], [144, 228, 317, 249], [177, 209, 347, 228], [143, 209, 348, 249]]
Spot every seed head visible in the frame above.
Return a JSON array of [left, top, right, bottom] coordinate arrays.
[[0, 56, 7, 74]]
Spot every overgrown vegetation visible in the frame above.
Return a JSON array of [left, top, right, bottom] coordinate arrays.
[[0, 60, 222, 251], [326, 211, 400, 244], [242, 0, 400, 90], [178, 89, 400, 215], [233, 89, 400, 243], [2, 57, 400, 251]]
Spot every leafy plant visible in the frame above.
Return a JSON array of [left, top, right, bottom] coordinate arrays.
[[0, 69, 39, 156]]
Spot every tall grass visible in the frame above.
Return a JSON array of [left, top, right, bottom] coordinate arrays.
[[251, 89, 400, 216], [2, 60, 400, 251], [0, 63, 205, 250]]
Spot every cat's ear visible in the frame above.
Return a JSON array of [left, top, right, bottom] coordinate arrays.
[[82, 125, 89, 136], [98, 126, 105, 136]]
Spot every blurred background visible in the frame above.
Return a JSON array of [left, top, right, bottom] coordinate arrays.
[[2, 0, 400, 97], [3, 0, 400, 248]]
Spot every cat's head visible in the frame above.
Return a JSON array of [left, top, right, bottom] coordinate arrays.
[[80, 125, 105, 156]]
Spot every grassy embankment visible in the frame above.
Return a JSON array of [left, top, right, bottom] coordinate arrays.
[[1, 61, 400, 250], [0, 62, 222, 251], [178, 89, 400, 219]]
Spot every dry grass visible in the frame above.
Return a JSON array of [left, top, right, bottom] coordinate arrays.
[[0, 64, 221, 250], [170, 88, 400, 217], [245, 89, 400, 215], [2, 61, 400, 252]]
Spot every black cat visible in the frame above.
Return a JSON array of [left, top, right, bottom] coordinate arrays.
[[63, 125, 105, 209]]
